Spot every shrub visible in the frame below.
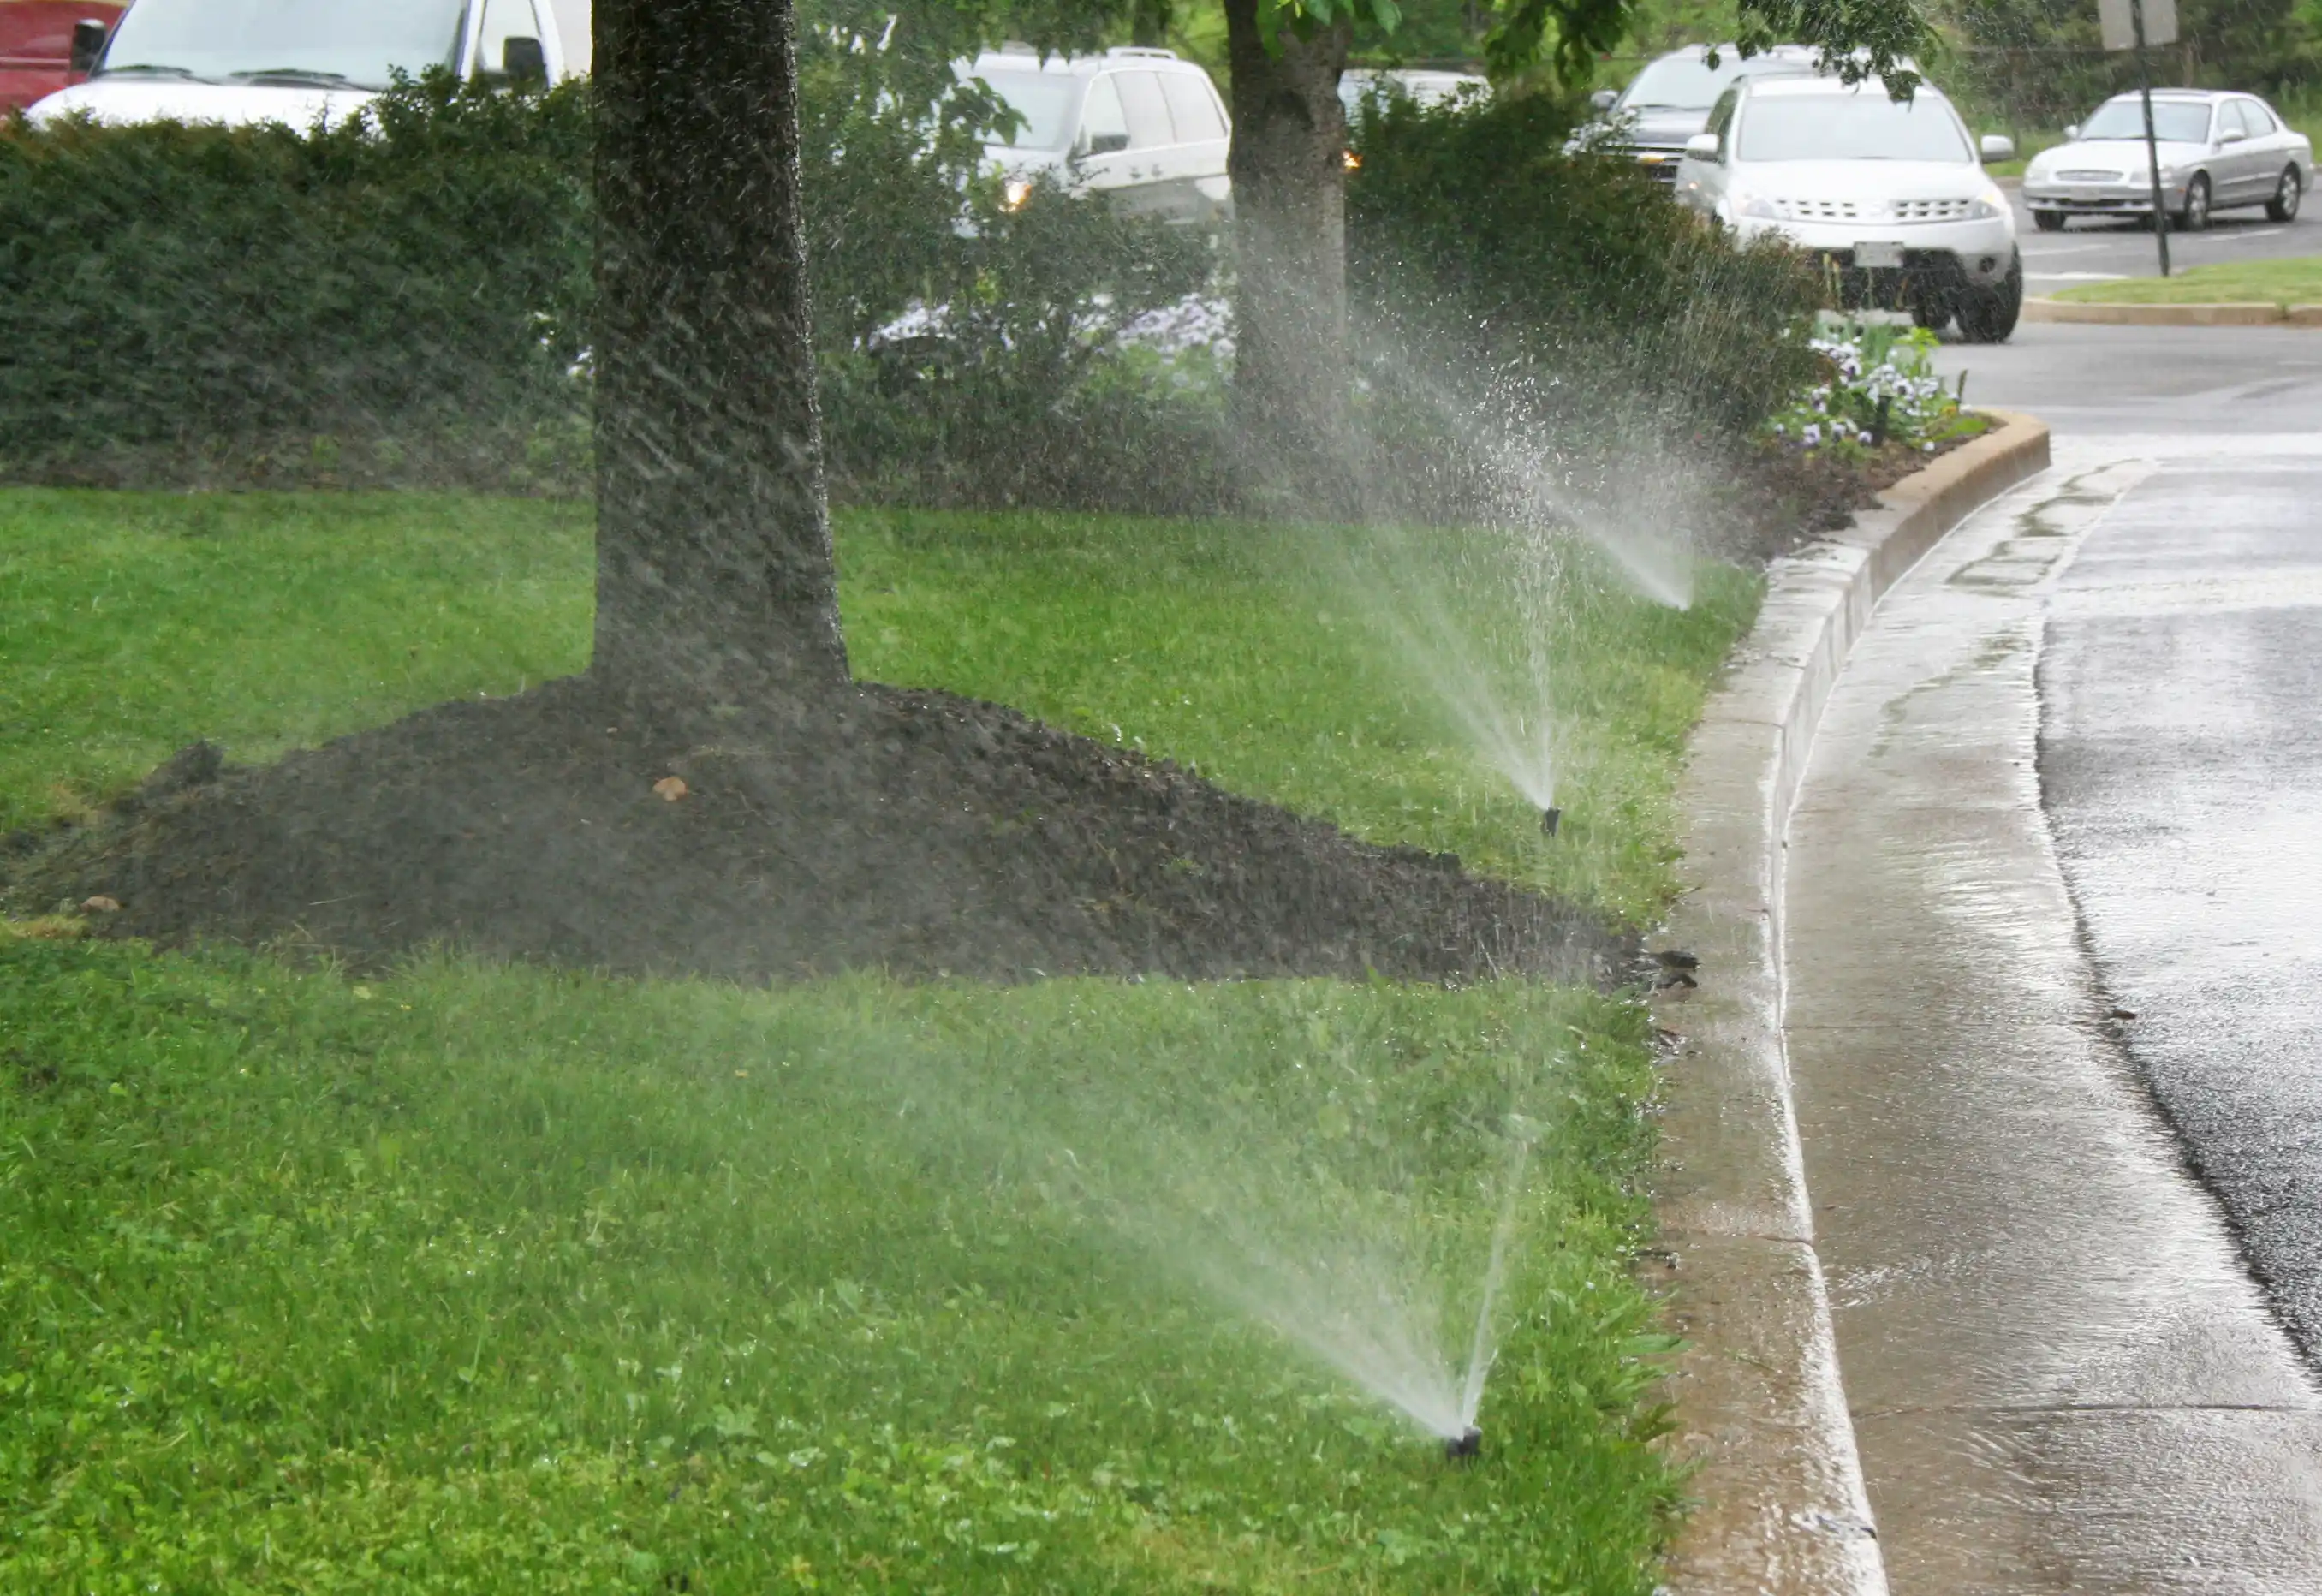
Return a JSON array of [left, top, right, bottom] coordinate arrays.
[[0, 75, 595, 491], [0, 68, 1821, 517], [0, 68, 1215, 503], [1346, 89, 1824, 439]]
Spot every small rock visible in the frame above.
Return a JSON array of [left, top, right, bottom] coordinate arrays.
[[80, 896, 122, 914], [2111, 1006, 2139, 1021], [653, 777, 689, 802]]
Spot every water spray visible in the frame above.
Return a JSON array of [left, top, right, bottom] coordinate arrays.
[[1444, 1426, 1483, 1463]]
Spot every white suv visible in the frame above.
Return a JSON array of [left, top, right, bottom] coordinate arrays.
[[962, 45, 1232, 225], [1675, 73, 2023, 342]]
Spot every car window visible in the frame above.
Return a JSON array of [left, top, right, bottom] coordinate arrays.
[[1159, 71, 1225, 142], [476, 0, 541, 75], [1116, 71, 1175, 148], [1079, 74, 1128, 152], [1703, 86, 1739, 158], [2217, 101, 2250, 138], [2237, 100, 2277, 135], [2081, 98, 2211, 143], [974, 69, 1083, 150]]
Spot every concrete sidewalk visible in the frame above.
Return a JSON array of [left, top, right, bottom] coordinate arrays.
[[1783, 462, 2322, 1591]]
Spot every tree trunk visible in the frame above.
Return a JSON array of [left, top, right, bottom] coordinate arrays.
[[592, 0, 848, 697], [1222, 0, 1354, 509]]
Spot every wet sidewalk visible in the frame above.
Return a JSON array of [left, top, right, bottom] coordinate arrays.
[[1782, 456, 2322, 1592]]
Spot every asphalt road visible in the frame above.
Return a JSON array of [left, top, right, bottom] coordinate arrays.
[[1932, 320, 2322, 432], [1929, 325, 2322, 1363], [2009, 182, 2321, 291]]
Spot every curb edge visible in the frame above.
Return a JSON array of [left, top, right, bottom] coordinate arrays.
[[1650, 410, 2054, 1596], [2024, 297, 2322, 327]]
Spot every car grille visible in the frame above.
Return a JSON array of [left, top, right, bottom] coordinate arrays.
[[1890, 198, 1972, 222], [1769, 197, 1974, 223], [2057, 169, 2126, 182]]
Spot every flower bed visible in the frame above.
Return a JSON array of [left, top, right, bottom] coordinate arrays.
[[1765, 319, 1986, 458]]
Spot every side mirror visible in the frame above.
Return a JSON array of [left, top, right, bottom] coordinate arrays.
[[69, 17, 108, 74], [1980, 134, 2015, 162], [2219, 127, 2248, 145], [1684, 131, 1721, 162], [1084, 129, 1129, 156], [2063, 123, 2080, 140], [1590, 88, 1617, 112], [499, 35, 547, 85]]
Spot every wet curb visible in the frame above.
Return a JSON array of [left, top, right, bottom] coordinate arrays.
[[2023, 297, 2322, 327], [1651, 410, 2052, 1596]]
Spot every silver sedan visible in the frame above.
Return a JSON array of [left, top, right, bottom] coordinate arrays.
[[2021, 89, 2313, 231]]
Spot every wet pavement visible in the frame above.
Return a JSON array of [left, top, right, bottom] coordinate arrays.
[[1782, 401, 2322, 1583], [2041, 450, 2322, 1357], [2009, 188, 2319, 295], [1934, 321, 2322, 435]]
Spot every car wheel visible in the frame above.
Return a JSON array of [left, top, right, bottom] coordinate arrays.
[[2032, 209, 2066, 232], [1956, 250, 2023, 344], [2266, 165, 2303, 223], [1910, 298, 1951, 331], [2177, 173, 2212, 231]]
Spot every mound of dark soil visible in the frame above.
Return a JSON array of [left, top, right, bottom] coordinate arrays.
[[4, 676, 1628, 986]]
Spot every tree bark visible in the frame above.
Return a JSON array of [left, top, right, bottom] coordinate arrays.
[[592, 0, 848, 696], [1222, 0, 1354, 508]]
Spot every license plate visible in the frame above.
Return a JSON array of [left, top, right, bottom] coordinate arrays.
[[1854, 240, 1905, 269]]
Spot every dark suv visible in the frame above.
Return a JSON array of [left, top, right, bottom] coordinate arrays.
[[1575, 43, 1817, 185]]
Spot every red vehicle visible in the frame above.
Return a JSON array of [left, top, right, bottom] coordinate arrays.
[[2, 3, 124, 115]]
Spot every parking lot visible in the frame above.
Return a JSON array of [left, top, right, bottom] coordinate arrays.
[[2010, 178, 2319, 290]]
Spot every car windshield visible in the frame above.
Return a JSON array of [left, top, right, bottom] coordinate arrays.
[[95, 0, 467, 90], [2079, 98, 2212, 142], [1737, 92, 1971, 162], [1620, 56, 1730, 110], [971, 69, 1081, 150], [1621, 51, 1801, 111]]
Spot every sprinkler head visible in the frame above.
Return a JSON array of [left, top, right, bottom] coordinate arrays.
[[1539, 807, 1562, 838], [1444, 1426, 1483, 1463]]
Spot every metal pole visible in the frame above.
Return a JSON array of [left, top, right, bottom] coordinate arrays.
[[2134, 0, 2172, 276]]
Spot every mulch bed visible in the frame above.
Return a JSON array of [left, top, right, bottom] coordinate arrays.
[[3, 675, 1630, 988], [1704, 428, 1982, 567]]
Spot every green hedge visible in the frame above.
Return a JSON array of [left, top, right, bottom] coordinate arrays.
[[0, 71, 1210, 500], [0, 72, 1817, 512], [0, 78, 595, 491], [1348, 90, 1824, 442]]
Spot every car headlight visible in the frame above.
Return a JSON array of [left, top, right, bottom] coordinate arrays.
[[1002, 176, 1033, 211], [1736, 194, 1781, 219], [1968, 185, 2008, 218]]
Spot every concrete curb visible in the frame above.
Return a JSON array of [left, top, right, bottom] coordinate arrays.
[[1650, 411, 2053, 1596], [2023, 296, 2322, 327]]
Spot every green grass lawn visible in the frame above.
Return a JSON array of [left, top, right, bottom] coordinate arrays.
[[0, 491, 1756, 922], [2053, 253, 2322, 306], [0, 488, 1760, 1593]]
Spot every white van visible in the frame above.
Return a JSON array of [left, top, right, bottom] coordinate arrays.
[[29, 0, 585, 128], [963, 45, 1232, 224]]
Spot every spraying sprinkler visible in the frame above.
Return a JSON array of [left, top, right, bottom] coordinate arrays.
[[1539, 807, 1562, 838], [1444, 1426, 1483, 1463]]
